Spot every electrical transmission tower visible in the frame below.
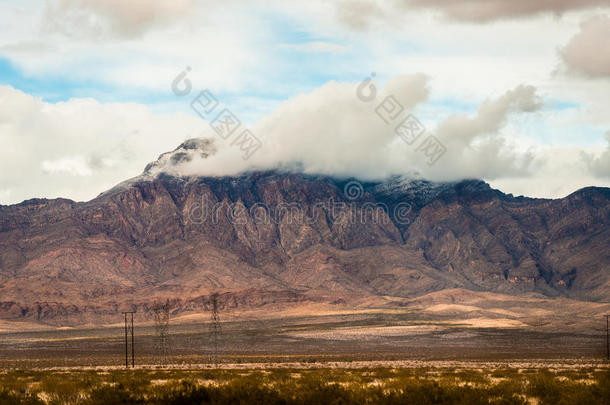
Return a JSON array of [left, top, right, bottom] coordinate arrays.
[[209, 293, 221, 366], [152, 300, 173, 366]]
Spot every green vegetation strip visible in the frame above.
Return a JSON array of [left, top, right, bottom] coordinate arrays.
[[0, 367, 608, 404]]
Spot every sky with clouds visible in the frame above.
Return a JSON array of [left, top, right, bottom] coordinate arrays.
[[1, 0, 609, 204]]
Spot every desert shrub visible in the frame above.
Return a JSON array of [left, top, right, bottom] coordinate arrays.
[[487, 396, 527, 405], [597, 369, 610, 400], [526, 370, 609, 405], [146, 376, 286, 405], [2, 367, 609, 405], [293, 378, 362, 405], [0, 389, 44, 405], [106, 370, 154, 399], [38, 374, 87, 405], [213, 379, 287, 405], [486, 379, 526, 404], [0, 371, 35, 394], [82, 384, 141, 405], [386, 380, 491, 405], [443, 370, 491, 385], [490, 368, 519, 379], [147, 380, 211, 405]]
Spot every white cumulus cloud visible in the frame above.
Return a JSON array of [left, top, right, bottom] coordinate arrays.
[[559, 15, 610, 78], [0, 85, 204, 205], [43, 0, 197, 38]]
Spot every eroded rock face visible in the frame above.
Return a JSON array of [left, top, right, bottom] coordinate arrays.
[[0, 168, 608, 325]]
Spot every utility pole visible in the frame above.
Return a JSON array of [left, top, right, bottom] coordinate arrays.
[[606, 315, 610, 360], [122, 311, 136, 368], [606, 315, 609, 361], [131, 312, 135, 367]]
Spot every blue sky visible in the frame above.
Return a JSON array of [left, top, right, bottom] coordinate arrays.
[[0, 0, 609, 204]]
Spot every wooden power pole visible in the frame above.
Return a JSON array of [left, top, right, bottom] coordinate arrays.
[[606, 315, 610, 360], [122, 311, 136, 368]]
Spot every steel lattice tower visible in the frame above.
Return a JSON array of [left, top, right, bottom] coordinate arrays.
[[152, 300, 172, 366], [209, 293, 221, 366]]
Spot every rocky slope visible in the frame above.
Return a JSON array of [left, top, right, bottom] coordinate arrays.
[[0, 139, 608, 325]]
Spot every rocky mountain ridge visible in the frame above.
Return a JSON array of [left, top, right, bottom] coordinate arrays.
[[0, 141, 608, 325]]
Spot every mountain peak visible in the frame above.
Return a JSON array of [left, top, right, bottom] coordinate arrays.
[[143, 137, 217, 176]]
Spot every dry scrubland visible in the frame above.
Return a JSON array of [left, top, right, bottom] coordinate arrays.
[[0, 365, 609, 405], [1, 308, 609, 404]]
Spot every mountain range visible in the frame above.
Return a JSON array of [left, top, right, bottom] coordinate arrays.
[[0, 139, 608, 326]]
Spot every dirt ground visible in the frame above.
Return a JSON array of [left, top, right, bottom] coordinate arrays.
[[0, 309, 608, 368]]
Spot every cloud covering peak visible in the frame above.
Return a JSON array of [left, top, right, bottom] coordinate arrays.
[[165, 77, 542, 184]]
